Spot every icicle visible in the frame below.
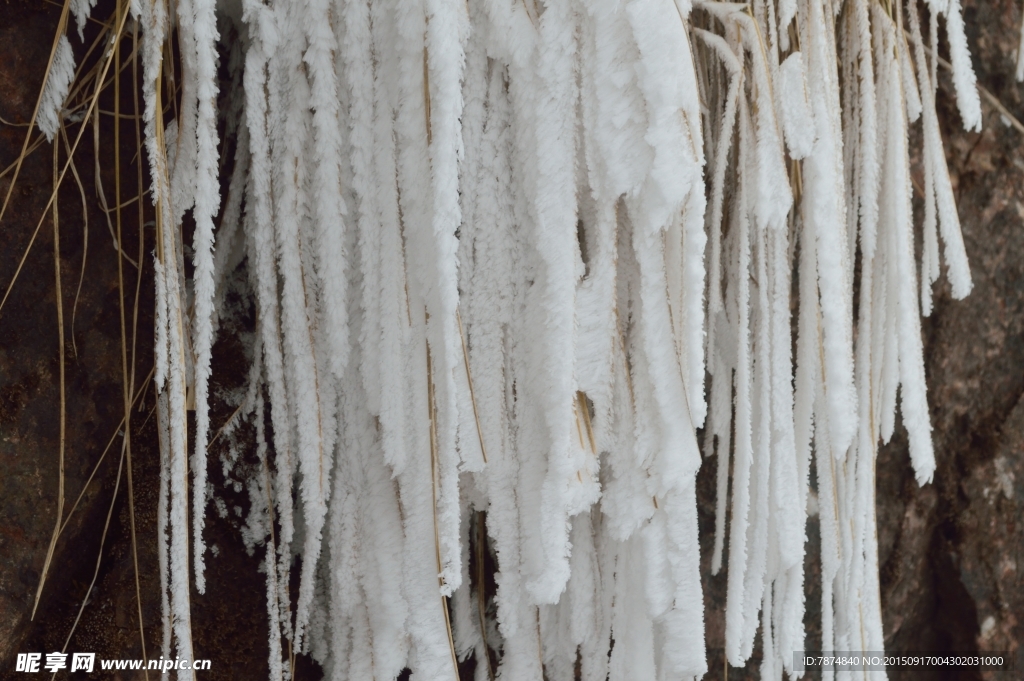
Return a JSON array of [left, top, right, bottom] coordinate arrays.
[[377, 0, 465, 653], [898, 26, 923, 124], [914, 2, 941, 320], [170, 0, 199, 226], [139, 0, 196, 671], [759, 589, 777, 681], [659, 483, 708, 678], [240, 0, 296, 642]]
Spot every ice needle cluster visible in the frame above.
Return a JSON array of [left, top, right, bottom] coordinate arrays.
[[53, 0, 982, 677]]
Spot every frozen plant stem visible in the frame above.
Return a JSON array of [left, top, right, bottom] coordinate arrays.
[[67, 0, 983, 677]]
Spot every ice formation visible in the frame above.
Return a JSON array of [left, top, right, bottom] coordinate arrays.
[[57, 0, 984, 677]]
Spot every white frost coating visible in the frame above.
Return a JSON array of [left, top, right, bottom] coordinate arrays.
[[303, 0, 350, 382], [692, 27, 740, 323], [898, 30, 923, 123], [778, 0, 797, 49], [187, 0, 222, 595], [239, 8, 296, 639], [513, 0, 581, 606], [37, 35, 75, 142], [423, 0, 470, 595], [803, 0, 858, 457], [852, 0, 879, 262], [777, 52, 815, 159], [138, 0, 195, 672], [942, 0, 983, 132], [768, 226, 801, 574], [72, 0, 98, 39], [908, 1, 974, 301], [725, 107, 753, 667], [884, 53, 936, 484], [130, 0, 980, 675]]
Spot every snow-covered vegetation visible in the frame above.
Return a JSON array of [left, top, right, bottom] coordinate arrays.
[[45, 0, 982, 677]]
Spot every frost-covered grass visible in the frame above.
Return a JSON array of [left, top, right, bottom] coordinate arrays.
[[13, 0, 986, 677]]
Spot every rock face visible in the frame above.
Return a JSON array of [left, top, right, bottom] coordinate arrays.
[[1, 1, 1022, 680], [0, 0, 143, 664]]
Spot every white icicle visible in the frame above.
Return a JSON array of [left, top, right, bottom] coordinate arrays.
[[139, 0, 195, 670], [170, 0, 199, 226]]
